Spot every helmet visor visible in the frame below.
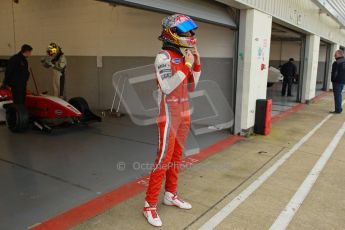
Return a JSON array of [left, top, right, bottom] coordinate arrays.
[[176, 19, 198, 34], [47, 48, 56, 56]]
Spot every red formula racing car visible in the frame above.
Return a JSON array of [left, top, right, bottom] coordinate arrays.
[[0, 87, 101, 132]]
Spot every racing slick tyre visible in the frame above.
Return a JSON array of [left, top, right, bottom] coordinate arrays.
[[68, 97, 90, 122], [5, 104, 29, 132]]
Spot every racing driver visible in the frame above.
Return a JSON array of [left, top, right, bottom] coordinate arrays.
[[41, 43, 67, 98], [143, 14, 201, 227]]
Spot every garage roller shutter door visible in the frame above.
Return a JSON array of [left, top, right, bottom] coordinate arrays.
[[102, 0, 237, 28]]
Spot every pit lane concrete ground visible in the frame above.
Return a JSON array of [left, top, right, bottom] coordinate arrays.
[[73, 92, 345, 230]]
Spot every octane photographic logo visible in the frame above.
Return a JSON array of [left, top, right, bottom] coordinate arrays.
[[111, 64, 234, 158]]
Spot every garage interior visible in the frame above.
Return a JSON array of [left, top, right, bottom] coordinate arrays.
[[0, 1, 239, 229], [267, 23, 305, 116], [267, 23, 333, 116]]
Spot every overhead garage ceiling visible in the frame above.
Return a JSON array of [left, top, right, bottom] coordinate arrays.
[[271, 23, 304, 41], [99, 0, 237, 28]]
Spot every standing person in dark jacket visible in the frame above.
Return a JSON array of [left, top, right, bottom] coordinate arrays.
[[330, 50, 345, 114], [2, 44, 33, 104], [281, 58, 297, 97]]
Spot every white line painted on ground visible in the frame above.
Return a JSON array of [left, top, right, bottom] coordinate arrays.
[[199, 112, 335, 230], [269, 122, 345, 230]]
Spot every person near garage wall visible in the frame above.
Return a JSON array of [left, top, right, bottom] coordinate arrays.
[[143, 14, 201, 227], [330, 49, 345, 114], [41, 43, 67, 98], [280, 58, 297, 97], [1, 44, 33, 105]]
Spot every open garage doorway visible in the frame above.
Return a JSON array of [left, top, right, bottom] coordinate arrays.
[[316, 40, 331, 95], [267, 23, 306, 116]]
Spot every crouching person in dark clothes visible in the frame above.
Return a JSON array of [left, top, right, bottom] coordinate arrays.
[[2, 44, 33, 105]]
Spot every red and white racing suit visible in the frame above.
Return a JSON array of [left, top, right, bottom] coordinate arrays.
[[145, 48, 201, 205]]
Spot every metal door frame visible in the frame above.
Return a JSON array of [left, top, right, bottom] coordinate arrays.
[[297, 36, 306, 102]]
